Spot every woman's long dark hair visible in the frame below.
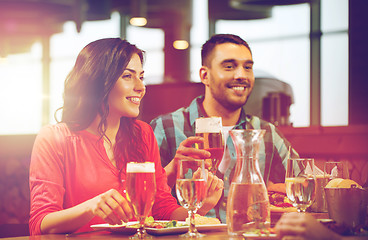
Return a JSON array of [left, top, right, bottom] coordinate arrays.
[[59, 38, 147, 172]]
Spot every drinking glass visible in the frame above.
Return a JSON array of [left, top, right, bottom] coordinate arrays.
[[195, 117, 224, 174], [126, 162, 156, 239], [324, 161, 349, 181], [176, 159, 207, 238], [285, 158, 316, 212]]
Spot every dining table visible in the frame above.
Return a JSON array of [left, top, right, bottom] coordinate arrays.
[[5, 212, 367, 240], [4, 230, 239, 240], [4, 221, 368, 240], [5, 228, 368, 240]]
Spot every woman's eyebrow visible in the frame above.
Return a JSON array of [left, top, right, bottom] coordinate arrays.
[[124, 68, 145, 75]]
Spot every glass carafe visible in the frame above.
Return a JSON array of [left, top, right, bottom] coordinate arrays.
[[226, 129, 270, 236]]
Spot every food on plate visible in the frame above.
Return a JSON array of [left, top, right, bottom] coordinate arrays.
[[185, 214, 221, 225], [267, 183, 296, 212], [125, 217, 187, 229], [325, 178, 362, 189], [110, 215, 221, 229], [244, 227, 276, 237], [144, 220, 187, 229]]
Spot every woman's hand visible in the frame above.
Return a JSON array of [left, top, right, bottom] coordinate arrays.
[[198, 170, 224, 215], [275, 212, 342, 240], [87, 189, 133, 225]]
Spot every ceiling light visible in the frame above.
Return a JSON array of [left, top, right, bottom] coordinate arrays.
[[173, 40, 189, 50], [129, 17, 147, 27]]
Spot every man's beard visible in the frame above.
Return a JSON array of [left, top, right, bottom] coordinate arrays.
[[210, 87, 250, 111]]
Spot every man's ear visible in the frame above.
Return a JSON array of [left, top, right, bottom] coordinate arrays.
[[199, 66, 210, 86]]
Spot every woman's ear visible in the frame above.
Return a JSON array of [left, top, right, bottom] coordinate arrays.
[[199, 66, 210, 86]]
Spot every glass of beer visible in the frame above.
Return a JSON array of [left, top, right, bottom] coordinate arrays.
[[195, 117, 224, 174], [126, 162, 156, 239], [176, 159, 207, 237], [324, 161, 349, 181], [285, 158, 316, 212]]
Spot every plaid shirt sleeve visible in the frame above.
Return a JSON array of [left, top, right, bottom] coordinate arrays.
[[150, 110, 195, 168], [150, 116, 172, 168]]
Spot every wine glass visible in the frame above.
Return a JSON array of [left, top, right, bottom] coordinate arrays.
[[285, 158, 316, 212], [195, 117, 224, 174], [176, 159, 207, 238], [126, 162, 156, 239]]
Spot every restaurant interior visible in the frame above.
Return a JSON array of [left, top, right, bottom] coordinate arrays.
[[0, 0, 367, 238]]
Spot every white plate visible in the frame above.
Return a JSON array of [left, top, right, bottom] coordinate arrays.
[[243, 232, 277, 239], [147, 222, 227, 236], [91, 221, 227, 236], [91, 222, 138, 234]]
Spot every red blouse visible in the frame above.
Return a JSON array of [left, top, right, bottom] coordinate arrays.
[[29, 121, 180, 235]]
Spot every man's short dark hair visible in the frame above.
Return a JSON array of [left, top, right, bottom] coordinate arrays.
[[201, 34, 252, 67]]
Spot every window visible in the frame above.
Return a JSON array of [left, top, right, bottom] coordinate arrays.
[[321, 0, 349, 126], [0, 47, 43, 134]]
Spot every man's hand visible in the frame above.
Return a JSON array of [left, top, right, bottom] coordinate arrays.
[[165, 136, 211, 188], [198, 170, 224, 215], [174, 136, 211, 164]]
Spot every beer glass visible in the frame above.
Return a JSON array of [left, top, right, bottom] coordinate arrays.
[[195, 117, 224, 174], [126, 162, 156, 239], [285, 158, 316, 212], [324, 161, 349, 181], [176, 159, 207, 237]]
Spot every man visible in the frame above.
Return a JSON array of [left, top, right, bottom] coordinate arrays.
[[150, 34, 298, 222]]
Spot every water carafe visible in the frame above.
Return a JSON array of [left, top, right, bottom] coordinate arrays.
[[226, 129, 270, 236]]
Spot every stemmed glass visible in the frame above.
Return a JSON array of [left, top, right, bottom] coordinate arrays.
[[126, 162, 156, 239], [195, 117, 224, 174], [285, 158, 316, 212], [176, 159, 207, 238]]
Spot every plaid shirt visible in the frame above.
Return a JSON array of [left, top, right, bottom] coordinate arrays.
[[150, 95, 298, 223]]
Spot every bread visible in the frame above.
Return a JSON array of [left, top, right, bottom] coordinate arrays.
[[185, 214, 221, 225], [267, 183, 286, 194], [325, 178, 362, 188]]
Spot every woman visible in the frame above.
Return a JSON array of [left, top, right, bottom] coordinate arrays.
[[29, 38, 223, 235]]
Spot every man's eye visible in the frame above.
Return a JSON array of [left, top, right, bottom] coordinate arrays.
[[245, 65, 253, 70], [224, 64, 234, 69]]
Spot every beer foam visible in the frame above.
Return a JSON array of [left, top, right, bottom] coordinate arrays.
[[195, 117, 222, 133], [126, 162, 155, 173]]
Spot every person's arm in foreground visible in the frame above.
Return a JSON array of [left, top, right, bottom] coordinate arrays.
[[275, 212, 362, 240]]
